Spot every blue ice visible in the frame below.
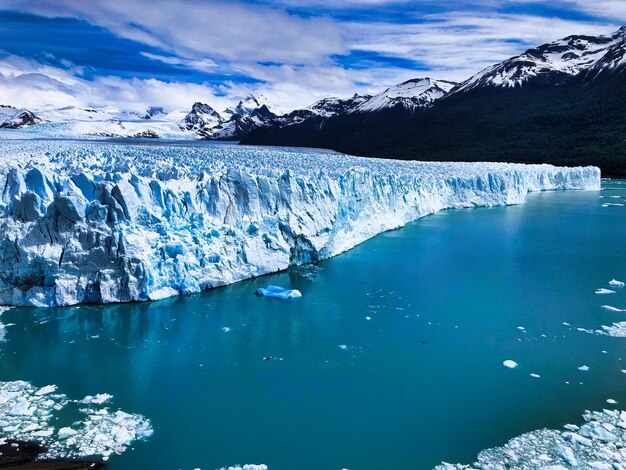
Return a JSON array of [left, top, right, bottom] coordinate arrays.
[[255, 285, 302, 300]]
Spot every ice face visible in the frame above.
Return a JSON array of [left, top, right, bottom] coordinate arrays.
[[0, 140, 601, 307], [436, 409, 626, 469]]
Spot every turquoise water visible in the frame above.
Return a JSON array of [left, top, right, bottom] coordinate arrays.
[[2, 181, 626, 469]]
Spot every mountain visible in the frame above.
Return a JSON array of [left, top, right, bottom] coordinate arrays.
[[454, 27, 626, 93], [143, 106, 165, 119], [242, 77, 457, 143], [180, 102, 224, 131], [355, 78, 457, 112], [242, 26, 626, 177], [223, 94, 277, 118], [0, 106, 42, 129], [179, 94, 278, 140], [240, 77, 457, 149]]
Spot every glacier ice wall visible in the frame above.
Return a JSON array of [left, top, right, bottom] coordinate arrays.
[[0, 140, 600, 307]]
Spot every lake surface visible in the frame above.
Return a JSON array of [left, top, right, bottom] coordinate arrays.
[[2, 180, 626, 469]]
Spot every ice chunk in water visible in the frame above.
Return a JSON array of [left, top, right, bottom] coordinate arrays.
[[610, 279, 625, 287], [596, 288, 616, 294], [503, 360, 518, 369], [601, 305, 625, 312], [255, 285, 302, 300]]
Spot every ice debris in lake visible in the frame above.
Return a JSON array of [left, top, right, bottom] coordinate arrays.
[[597, 322, 626, 337], [0, 380, 152, 461], [610, 279, 625, 287], [436, 409, 626, 469], [503, 360, 518, 369], [0, 139, 600, 307], [255, 285, 302, 300], [596, 288, 616, 294], [218, 465, 268, 470], [602, 305, 626, 312]]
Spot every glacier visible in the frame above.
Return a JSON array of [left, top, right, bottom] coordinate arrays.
[[0, 139, 600, 307]]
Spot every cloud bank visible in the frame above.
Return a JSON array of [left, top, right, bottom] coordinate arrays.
[[0, 0, 623, 112]]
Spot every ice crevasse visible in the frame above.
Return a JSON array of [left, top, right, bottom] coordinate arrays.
[[0, 140, 600, 307]]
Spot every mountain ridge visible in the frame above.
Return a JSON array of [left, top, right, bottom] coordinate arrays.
[[242, 25, 626, 177]]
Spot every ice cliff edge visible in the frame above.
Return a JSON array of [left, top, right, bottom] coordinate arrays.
[[0, 141, 600, 307]]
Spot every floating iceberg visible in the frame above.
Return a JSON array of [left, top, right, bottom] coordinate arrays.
[[601, 305, 626, 312], [255, 285, 302, 300], [0, 140, 600, 307], [610, 279, 625, 287], [596, 288, 616, 294]]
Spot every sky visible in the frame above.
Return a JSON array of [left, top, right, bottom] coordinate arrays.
[[0, 0, 625, 113]]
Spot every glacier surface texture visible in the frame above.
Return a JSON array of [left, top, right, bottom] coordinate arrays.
[[0, 140, 600, 307]]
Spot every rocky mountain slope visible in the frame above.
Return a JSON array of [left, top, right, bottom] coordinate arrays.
[[243, 26, 626, 177]]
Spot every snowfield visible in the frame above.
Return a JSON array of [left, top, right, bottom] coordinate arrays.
[[0, 139, 600, 307]]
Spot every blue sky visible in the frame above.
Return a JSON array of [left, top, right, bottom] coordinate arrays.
[[0, 0, 624, 112]]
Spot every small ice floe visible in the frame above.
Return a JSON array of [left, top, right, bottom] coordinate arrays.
[[517, 326, 526, 331], [563, 322, 571, 326], [339, 344, 348, 350], [596, 288, 616, 294], [503, 360, 518, 369], [218, 465, 268, 470], [530, 373, 541, 378], [578, 365, 590, 372], [602, 305, 626, 312], [80, 393, 113, 404], [365, 316, 371, 321], [607, 399, 618, 404], [621, 370, 626, 374], [610, 279, 626, 287], [222, 327, 231, 333], [255, 285, 302, 300], [602, 202, 625, 207]]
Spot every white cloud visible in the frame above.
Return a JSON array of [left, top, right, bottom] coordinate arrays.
[[139, 52, 218, 72], [0, 53, 235, 113], [345, 13, 618, 82], [1, 0, 624, 112], [5, 0, 346, 65]]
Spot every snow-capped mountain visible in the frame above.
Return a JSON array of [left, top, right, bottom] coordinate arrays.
[[178, 94, 279, 140], [224, 94, 278, 118], [355, 78, 457, 112], [180, 102, 224, 131], [243, 25, 626, 177], [0, 106, 42, 129], [309, 94, 371, 117], [270, 94, 371, 128], [455, 26, 626, 93], [264, 78, 456, 132], [144, 106, 166, 119]]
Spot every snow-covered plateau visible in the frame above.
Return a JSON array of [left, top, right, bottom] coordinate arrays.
[[0, 139, 600, 307]]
